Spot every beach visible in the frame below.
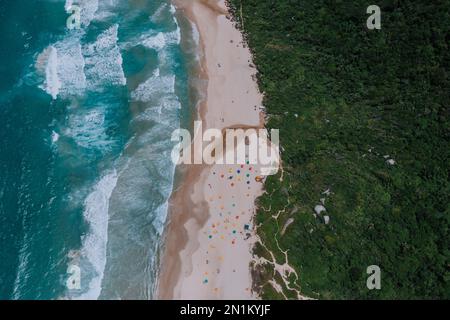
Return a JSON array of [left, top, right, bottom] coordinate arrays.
[[1, 0, 446, 302], [158, 0, 265, 299]]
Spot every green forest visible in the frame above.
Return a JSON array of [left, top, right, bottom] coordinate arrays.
[[227, 0, 450, 299]]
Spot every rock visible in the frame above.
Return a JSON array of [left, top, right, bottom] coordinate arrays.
[[314, 204, 326, 215], [324, 215, 330, 225], [386, 159, 396, 165]]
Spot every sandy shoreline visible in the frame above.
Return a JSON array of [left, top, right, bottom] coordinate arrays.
[[157, 0, 265, 299]]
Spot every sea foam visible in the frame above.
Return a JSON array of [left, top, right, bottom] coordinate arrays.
[[36, 38, 86, 99], [151, 3, 168, 23], [83, 24, 127, 90], [54, 37, 87, 96], [36, 24, 126, 99], [36, 46, 61, 99], [73, 171, 118, 300], [131, 68, 175, 103]]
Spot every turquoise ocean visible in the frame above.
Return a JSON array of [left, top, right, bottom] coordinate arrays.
[[0, 0, 198, 299]]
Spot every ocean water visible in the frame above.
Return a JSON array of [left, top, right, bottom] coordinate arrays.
[[0, 0, 198, 299]]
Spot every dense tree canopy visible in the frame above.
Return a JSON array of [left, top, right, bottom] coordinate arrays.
[[228, 0, 449, 299]]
